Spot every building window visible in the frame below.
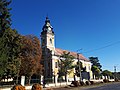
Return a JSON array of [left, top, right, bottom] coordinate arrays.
[[89, 65, 91, 70], [55, 62, 58, 68], [50, 38, 52, 44]]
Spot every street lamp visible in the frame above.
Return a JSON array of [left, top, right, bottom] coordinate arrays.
[[77, 53, 82, 82]]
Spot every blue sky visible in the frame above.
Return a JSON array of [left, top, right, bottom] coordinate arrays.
[[10, 0, 120, 72]]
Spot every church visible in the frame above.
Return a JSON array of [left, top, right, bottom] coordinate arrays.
[[40, 17, 93, 84]]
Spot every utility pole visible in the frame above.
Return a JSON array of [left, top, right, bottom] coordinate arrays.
[[77, 49, 83, 82], [114, 66, 117, 81], [77, 53, 82, 82]]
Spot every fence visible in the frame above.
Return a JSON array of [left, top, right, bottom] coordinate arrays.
[[0, 78, 71, 88]]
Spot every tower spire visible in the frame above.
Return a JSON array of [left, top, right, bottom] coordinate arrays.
[[42, 16, 54, 34], [45, 16, 50, 23]]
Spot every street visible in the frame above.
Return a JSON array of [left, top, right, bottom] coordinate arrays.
[[53, 82, 120, 90], [82, 82, 120, 90]]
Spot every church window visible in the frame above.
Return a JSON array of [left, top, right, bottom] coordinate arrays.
[[55, 62, 58, 68], [89, 65, 91, 70], [50, 38, 52, 44]]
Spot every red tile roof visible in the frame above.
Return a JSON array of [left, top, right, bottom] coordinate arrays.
[[55, 48, 90, 62]]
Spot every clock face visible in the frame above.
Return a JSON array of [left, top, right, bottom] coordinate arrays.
[[48, 27, 51, 30], [48, 27, 52, 33]]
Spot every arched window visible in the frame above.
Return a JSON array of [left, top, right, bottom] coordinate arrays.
[[50, 38, 52, 44]]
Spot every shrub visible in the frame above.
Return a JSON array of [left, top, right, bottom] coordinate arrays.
[[11, 85, 26, 90], [114, 78, 119, 82], [86, 81, 90, 85], [90, 81, 94, 85], [100, 81, 104, 83], [80, 81, 85, 86], [1, 81, 15, 85], [31, 83, 42, 90], [103, 79, 109, 83], [71, 81, 80, 87]]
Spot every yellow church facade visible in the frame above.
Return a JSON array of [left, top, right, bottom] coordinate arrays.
[[41, 17, 93, 84]]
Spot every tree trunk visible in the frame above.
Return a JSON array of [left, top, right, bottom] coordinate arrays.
[[74, 75, 76, 81], [26, 76, 31, 85], [65, 74, 67, 82], [93, 73, 95, 79], [28, 76, 31, 85], [39, 75, 41, 84]]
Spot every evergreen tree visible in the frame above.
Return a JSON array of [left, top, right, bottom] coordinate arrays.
[[58, 51, 75, 82], [91, 65, 101, 79], [0, 0, 11, 33], [89, 57, 102, 79], [0, 0, 22, 80], [0, 0, 12, 80], [89, 57, 102, 70], [0, 28, 22, 80]]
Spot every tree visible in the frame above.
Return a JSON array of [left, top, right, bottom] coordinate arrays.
[[0, 0, 23, 81], [91, 66, 100, 79], [20, 35, 42, 85], [89, 57, 102, 79], [0, 0, 11, 32], [102, 70, 112, 79], [0, 28, 22, 80], [113, 72, 120, 80], [75, 61, 83, 77], [58, 51, 75, 82], [89, 57, 102, 70]]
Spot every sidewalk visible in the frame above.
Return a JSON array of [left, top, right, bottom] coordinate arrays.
[[0, 82, 71, 90], [0, 79, 115, 90]]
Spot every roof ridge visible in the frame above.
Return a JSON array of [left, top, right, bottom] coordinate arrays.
[[55, 48, 90, 62]]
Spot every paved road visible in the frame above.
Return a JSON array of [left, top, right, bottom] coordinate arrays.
[[82, 82, 120, 90], [53, 82, 120, 90]]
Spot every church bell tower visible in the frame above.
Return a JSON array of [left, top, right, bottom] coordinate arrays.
[[41, 17, 55, 53], [41, 17, 55, 79]]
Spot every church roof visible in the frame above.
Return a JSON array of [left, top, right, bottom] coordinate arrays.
[[41, 17, 54, 35], [55, 48, 90, 62]]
